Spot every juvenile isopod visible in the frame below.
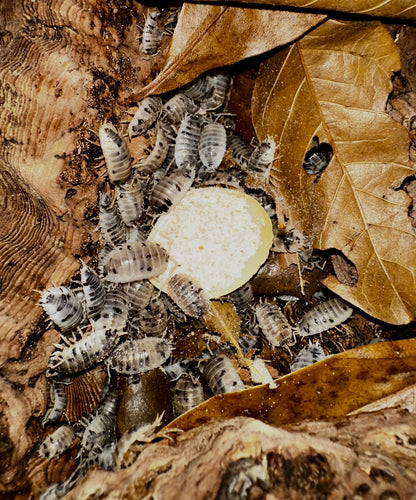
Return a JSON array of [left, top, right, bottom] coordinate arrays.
[[137, 293, 169, 336], [38, 425, 75, 459], [198, 169, 245, 190], [198, 121, 227, 171], [290, 342, 326, 372], [140, 7, 163, 57], [204, 354, 245, 394], [297, 298, 353, 336], [255, 302, 296, 347], [99, 123, 132, 184], [198, 71, 231, 112], [150, 167, 195, 212], [123, 279, 154, 315], [247, 137, 275, 182], [128, 96, 162, 138], [106, 337, 172, 375], [98, 192, 127, 247], [167, 273, 210, 318], [175, 113, 202, 169], [116, 176, 144, 227], [42, 381, 67, 427], [103, 240, 169, 283], [303, 136, 333, 175], [227, 133, 253, 171], [162, 93, 198, 124], [80, 261, 106, 318], [172, 374, 205, 416], [94, 286, 129, 333], [271, 223, 311, 256], [39, 286, 84, 332], [135, 120, 170, 174]]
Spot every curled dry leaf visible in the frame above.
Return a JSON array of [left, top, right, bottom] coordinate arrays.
[[252, 20, 416, 324], [166, 338, 416, 432], [134, 4, 324, 100]]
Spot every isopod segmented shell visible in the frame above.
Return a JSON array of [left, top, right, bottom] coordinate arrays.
[[104, 240, 169, 283], [80, 261, 106, 318], [224, 282, 253, 310], [123, 279, 154, 314], [150, 167, 195, 212], [198, 121, 227, 171], [116, 176, 144, 227], [167, 273, 210, 318], [128, 96, 162, 138], [173, 374, 204, 416], [297, 298, 353, 336], [94, 286, 129, 332], [99, 123, 132, 184], [290, 342, 326, 372], [162, 93, 198, 124], [135, 120, 170, 175], [42, 382, 67, 427], [38, 425, 75, 459], [137, 293, 169, 336], [198, 71, 231, 112], [247, 137, 275, 182], [255, 302, 296, 347], [141, 7, 163, 57], [40, 286, 84, 332], [175, 113, 202, 169], [303, 136, 333, 175], [204, 354, 245, 394], [98, 192, 127, 247], [198, 169, 244, 190], [227, 133, 253, 171]]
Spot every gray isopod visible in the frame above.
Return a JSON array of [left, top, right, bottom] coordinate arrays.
[[227, 133, 253, 171], [167, 273, 210, 318], [297, 298, 353, 337], [39, 286, 84, 332], [80, 261, 106, 318], [123, 279, 154, 315], [162, 93, 198, 124], [247, 137, 275, 182], [116, 176, 144, 227], [136, 120, 170, 174], [99, 123, 132, 184], [198, 71, 231, 112], [198, 121, 227, 171], [42, 382, 67, 427], [173, 374, 205, 416], [98, 192, 127, 247], [175, 113, 202, 169], [140, 7, 163, 57], [137, 293, 169, 336], [38, 425, 75, 459], [94, 286, 129, 333], [255, 302, 296, 347], [150, 167, 195, 212], [204, 354, 245, 394], [290, 342, 326, 372], [128, 96, 162, 138]]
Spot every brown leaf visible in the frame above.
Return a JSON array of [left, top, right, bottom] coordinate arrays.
[[166, 338, 416, 432], [203, 0, 416, 22], [134, 4, 324, 100], [252, 20, 416, 324]]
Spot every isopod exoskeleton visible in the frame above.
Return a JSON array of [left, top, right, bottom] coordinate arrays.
[[150, 167, 195, 212], [140, 7, 163, 57], [103, 240, 169, 283], [297, 298, 353, 337], [224, 282, 253, 310], [167, 273, 210, 318], [38, 425, 75, 459], [303, 136, 333, 175], [204, 354, 245, 394], [98, 192, 127, 247], [42, 381, 67, 427], [128, 96, 162, 138], [290, 342, 326, 372], [137, 293, 169, 336], [106, 337, 172, 375], [162, 93, 198, 124], [182, 74, 211, 101], [40, 286, 84, 332], [175, 113, 202, 169], [94, 286, 129, 333], [198, 169, 245, 190], [135, 120, 170, 175], [227, 133, 253, 171], [198, 121, 227, 171], [271, 223, 311, 255], [80, 261, 106, 318], [123, 279, 154, 315], [99, 123, 132, 184], [79, 413, 114, 454], [173, 374, 204, 416], [116, 176, 144, 227], [198, 71, 231, 112], [255, 302, 296, 347], [247, 137, 275, 182]]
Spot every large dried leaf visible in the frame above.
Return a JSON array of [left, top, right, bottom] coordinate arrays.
[[135, 4, 324, 100], [252, 20, 416, 324], [167, 339, 416, 432], [203, 0, 416, 22]]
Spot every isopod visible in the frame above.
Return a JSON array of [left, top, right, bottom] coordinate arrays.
[[198, 169, 244, 190], [115, 176, 144, 227], [98, 192, 127, 247], [303, 136, 333, 175], [175, 113, 202, 169], [137, 293, 169, 336], [290, 342, 326, 372], [79, 413, 114, 454], [271, 223, 311, 255], [182, 73, 211, 101], [106, 337, 172, 375], [103, 240, 169, 283], [38, 425, 75, 459], [99, 123, 131, 184], [39, 286, 84, 332], [135, 120, 170, 174], [128, 96, 162, 138], [224, 282, 254, 310], [162, 357, 191, 381], [255, 302, 296, 347], [123, 279, 154, 314], [297, 298, 353, 336], [198, 71, 231, 112], [204, 354, 245, 394], [167, 273, 210, 318], [172, 374, 204, 416], [80, 261, 106, 318], [227, 133, 253, 171], [198, 121, 227, 171], [162, 93, 198, 124], [94, 286, 129, 333], [140, 7, 163, 57], [42, 381, 67, 427], [247, 137, 275, 182], [150, 167, 195, 212]]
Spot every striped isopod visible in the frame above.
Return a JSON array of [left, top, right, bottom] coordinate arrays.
[[224, 282, 254, 310], [303, 136, 333, 175], [162, 93, 198, 124], [175, 113, 202, 169], [116, 176, 144, 226], [123, 279, 154, 314], [140, 7, 163, 57], [150, 167, 195, 212], [103, 240, 169, 283], [39, 286, 84, 332], [297, 298, 353, 337], [80, 261, 106, 318], [290, 342, 326, 372], [128, 96, 162, 138], [38, 425, 75, 459], [255, 302, 296, 347], [39, 482, 69, 500], [198, 169, 245, 190], [167, 273, 210, 318], [198, 121, 227, 171], [98, 192, 127, 247], [247, 137, 275, 182], [135, 120, 170, 174], [162, 294, 188, 323], [250, 192, 276, 220], [42, 381, 66, 427], [204, 354, 245, 394], [227, 133, 253, 173], [182, 74, 212, 101], [162, 357, 191, 381], [137, 292, 169, 335], [198, 72, 231, 112], [99, 123, 132, 184], [173, 374, 205, 416], [94, 286, 129, 333], [106, 337, 172, 375], [79, 413, 114, 454]]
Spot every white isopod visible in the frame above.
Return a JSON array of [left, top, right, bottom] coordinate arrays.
[[42, 382, 67, 427], [290, 342, 326, 372], [80, 261, 106, 318], [123, 279, 154, 314], [116, 176, 144, 227], [107, 337, 172, 375], [225, 282, 254, 310], [39, 286, 84, 332], [38, 425, 75, 459], [173, 374, 205, 416], [162, 93, 198, 124], [182, 74, 212, 101], [135, 120, 170, 174], [255, 302, 296, 347], [204, 354, 245, 394], [128, 96, 162, 138], [198, 121, 227, 171], [150, 167, 195, 212], [227, 133, 253, 171], [98, 192, 127, 247], [103, 240, 169, 283], [167, 273, 210, 318], [140, 7, 163, 57], [99, 123, 132, 184], [80, 413, 114, 454], [297, 298, 353, 337], [94, 286, 129, 333], [137, 293, 169, 336], [175, 113, 202, 169], [247, 137, 275, 182], [198, 71, 231, 112], [198, 169, 245, 190]]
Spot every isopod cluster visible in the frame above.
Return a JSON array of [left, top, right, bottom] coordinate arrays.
[[37, 12, 356, 495]]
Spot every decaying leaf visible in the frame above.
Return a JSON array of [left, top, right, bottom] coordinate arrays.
[[252, 20, 416, 324], [202, 301, 241, 346], [135, 4, 324, 100]]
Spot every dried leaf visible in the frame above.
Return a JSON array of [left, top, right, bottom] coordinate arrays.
[[134, 4, 324, 100], [252, 20, 416, 324], [167, 338, 416, 432]]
